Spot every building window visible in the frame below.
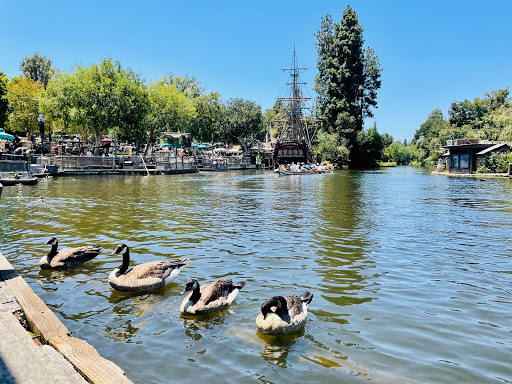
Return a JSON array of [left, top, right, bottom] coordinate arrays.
[[451, 154, 459, 169], [460, 153, 469, 169]]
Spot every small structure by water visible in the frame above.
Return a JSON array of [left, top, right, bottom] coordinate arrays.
[[437, 138, 512, 174]]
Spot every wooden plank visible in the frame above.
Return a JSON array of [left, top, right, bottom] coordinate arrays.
[[50, 335, 132, 384], [0, 253, 133, 384], [0, 255, 69, 341], [41, 345, 88, 384], [0, 278, 21, 313]]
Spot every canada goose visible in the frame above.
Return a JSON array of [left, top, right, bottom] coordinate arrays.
[[256, 292, 313, 335], [109, 243, 191, 293], [39, 237, 102, 269], [38, 196, 45, 202], [180, 278, 246, 316]]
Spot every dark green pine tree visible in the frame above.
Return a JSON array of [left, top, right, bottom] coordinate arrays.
[[315, 6, 382, 165]]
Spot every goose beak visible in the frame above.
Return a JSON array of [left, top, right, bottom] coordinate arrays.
[[180, 288, 188, 295], [110, 251, 117, 255]]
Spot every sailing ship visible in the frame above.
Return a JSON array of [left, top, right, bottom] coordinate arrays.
[[273, 49, 316, 167]]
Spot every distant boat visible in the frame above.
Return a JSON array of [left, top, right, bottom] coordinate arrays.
[[0, 173, 38, 186], [277, 164, 333, 175]]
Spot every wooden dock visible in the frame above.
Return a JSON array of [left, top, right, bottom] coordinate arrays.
[[0, 253, 133, 384]]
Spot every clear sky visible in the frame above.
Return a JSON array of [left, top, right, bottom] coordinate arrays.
[[1, 0, 511, 141]]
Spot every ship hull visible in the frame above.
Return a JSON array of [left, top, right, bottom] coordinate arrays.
[[273, 139, 312, 165]]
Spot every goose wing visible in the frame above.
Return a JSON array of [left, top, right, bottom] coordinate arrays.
[[285, 295, 304, 319], [201, 279, 234, 305], [52, 245, 102, 265], [128, 258, 190, 280]]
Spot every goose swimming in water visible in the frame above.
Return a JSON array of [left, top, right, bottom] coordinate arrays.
[[109, 243, 191, 293], [39, 237, 102, 269], [256, 292, 313, 335], [180, 278, 246, 316]]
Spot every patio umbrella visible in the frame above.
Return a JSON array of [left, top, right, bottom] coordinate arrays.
[[101, 138, 113, 142], [0, 129, 14, 140], [192, 143, 208, 149], [159, 143, 172, 147]]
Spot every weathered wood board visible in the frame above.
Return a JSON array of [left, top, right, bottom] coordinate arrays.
[[0, 253, 133, 384]]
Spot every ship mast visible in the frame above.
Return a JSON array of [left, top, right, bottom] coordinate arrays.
[[276, 48, 315, 144]]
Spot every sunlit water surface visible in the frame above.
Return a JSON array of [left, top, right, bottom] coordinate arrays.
[[1, 167, 511, 383]]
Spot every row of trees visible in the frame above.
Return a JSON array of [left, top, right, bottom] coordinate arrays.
[[379, 88, 512, 167], [0, 55, 265, 152]]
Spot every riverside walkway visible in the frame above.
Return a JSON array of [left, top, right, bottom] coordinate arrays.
[[0, 253, 133, 384]]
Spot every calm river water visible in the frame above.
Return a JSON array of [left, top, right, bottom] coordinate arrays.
[[1, 167, 511, 383]]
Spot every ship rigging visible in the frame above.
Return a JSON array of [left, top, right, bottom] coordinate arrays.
[[273, 48, 317, 166]]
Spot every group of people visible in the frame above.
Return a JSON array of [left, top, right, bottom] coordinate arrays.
[[282, 162, 333, 173]]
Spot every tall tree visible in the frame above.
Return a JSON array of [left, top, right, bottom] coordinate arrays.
[[315, 6, 382, 165], [20, 54, 55, 88], [0, 71, 9, 128], [6, 76, 44, 136]]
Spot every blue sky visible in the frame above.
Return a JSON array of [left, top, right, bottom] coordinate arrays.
[[1, 0, 511, 141]]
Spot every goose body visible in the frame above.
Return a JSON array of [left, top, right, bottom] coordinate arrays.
[[109, 244, 191, 292], [39, 237, 102, 269], [180, 278, 246, 316], [256, 292, 313, 335]]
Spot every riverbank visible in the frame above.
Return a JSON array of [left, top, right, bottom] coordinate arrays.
[[0, 253, 132, 384], [432, 170, 511, 178]]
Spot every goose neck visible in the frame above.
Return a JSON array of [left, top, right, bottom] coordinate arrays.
[[47, 243, 58, 259], [189, 284, 201, 304], [119, 249, 130, 274]]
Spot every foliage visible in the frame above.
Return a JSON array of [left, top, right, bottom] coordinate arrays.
[[486, 151, 512, 173], [353, 125, 384, 167], [263, 100, 286, 140], [20, 54, 55, 88], [317, 131, 350, 166], [0, 71, 9, 128], [156, 73, 204, 99], [215, 98, 263, 146], [190, 92, 221, 143], [475, 165, 491, 174], [145, 82, 196, 145], [383, 141, 411, 165], [315, 6, 382, 164], [43, 58, 149, 145], [6, 76, 44, 136]]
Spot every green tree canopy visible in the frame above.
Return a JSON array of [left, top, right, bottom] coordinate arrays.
[[6, 76, 44, 136], [215, 98, 263, 146], [145, 81, 196, 145], [0, 71, 9, 128], [45, 58, 149, 145], [20, 54, 55, 88], [190, 92, 221, 143]]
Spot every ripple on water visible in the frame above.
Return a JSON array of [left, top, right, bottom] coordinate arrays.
[[0, 169, 511, 383]]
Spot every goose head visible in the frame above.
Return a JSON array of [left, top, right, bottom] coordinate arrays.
[[44, 237, 58, 246], [261, 296, 287, 320], [111, 243, 129, 255], [180, 279, 199, 295]]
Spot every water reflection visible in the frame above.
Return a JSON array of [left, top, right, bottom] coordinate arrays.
[[257, 328, 305, 368], [313, 171, 375, 321]]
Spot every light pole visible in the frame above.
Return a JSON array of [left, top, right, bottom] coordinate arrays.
[[37, 114, 45, 155]]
